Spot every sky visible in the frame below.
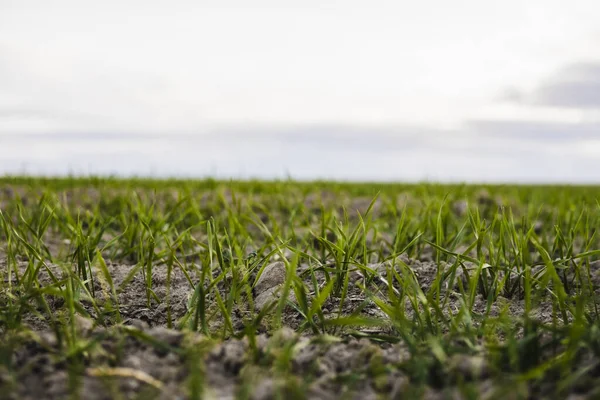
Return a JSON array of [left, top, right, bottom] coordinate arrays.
[[1, 0, 600, 182]]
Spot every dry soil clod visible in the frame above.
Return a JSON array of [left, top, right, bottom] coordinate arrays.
[[253, 261, 286, 311]]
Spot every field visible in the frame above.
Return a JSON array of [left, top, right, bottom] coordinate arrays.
[[1, 177, 600, 399]]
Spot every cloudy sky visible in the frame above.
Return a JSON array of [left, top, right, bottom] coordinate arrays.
[[1, 0, 599, 181]]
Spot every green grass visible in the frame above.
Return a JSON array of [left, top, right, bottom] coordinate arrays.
[[1, 176, 600, 399]]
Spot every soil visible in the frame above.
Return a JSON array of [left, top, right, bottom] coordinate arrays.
[[4, 323, 502, 400], [2, 250, 600, 399]]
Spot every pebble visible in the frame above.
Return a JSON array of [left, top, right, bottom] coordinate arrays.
[[254, 286, 281, 312], [253, 262, 287, 311]]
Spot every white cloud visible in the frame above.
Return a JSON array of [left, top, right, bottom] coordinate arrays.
[[500, 62, 600, 110], [2, 0, 600, 132]]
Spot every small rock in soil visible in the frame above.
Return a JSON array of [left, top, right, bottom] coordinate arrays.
[[254, 261, 288, 311], [254, 286, 281, 312], [254, 262, 286, 294]]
